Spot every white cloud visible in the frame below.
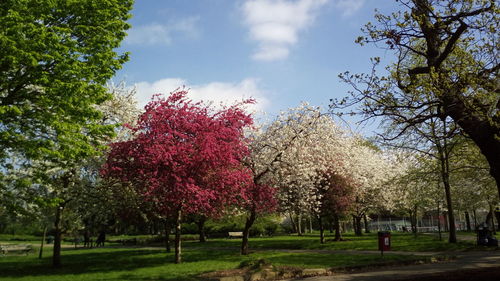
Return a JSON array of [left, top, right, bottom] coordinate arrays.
[[125, 16, 199, 46], [134, 78, 270, 113], [242, 0, 329, 61], [333, 0, 364, 17]]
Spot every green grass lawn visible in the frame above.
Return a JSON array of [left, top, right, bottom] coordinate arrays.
[[183, 231, 476, 252], [0, 232, 477, 281], [0, 246, 429, 281]]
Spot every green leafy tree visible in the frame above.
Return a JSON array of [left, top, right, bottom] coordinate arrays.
[[1, 0, 133, 267], [0, 0, 132, 165]]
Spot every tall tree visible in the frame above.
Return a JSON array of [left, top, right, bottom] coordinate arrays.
[[346, 141, 395, 236], [1, 1, 132, 267], [240, 104, 327, 254], [103, 91, 254, 263], [48, 82, 139, 267], [0, 0, 132, 165], [333, 0, 500, 198]]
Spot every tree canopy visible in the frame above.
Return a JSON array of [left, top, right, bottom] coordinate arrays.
[[0, 0, 133, 165], [103, 91, 255, 263]]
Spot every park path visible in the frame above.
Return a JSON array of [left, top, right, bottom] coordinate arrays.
[[282, 250, 500, 281]]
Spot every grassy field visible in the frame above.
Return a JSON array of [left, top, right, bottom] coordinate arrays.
[[0, 232, 478, 281], [0, 246, 430, 281], [182, 231, 476, 252]]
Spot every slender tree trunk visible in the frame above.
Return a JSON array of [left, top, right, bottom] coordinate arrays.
[[297, 212, 303, 236], [437, 203, 442, 241], [333, 213, 342, 241], [328, 217, 334, 233], [465, 211, 472, 232], [318, 216, 324, 244], [410, 206, 418, 237], [489, 204, 496, 235], [437, 134, 457, 243], [352, 215, 356, 234], [473, 209, 478, 229], [363, 214, 370, 233], [164, 220, 171, 253], [197, 216, 207, 243], [52, 204, 64, 268], [289, 212, 297, 233], [357, 216, 362, 235], [444, 212, 449, 231], [39, 226, 47, 259], [241, 209, 256, 255], [309, 215, 313, 233], [174, 209, 182, 264], [443, 182, 456, 243]]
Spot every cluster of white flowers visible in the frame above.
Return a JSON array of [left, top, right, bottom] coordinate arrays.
[[248, 103, 398, 217], [99, 82, 141, 142]]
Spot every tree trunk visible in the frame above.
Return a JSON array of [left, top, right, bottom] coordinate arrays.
[[436, 130, 457, 243], [39, 226, 47, 259], [197, 216, 207, 243], [473, 209, 478, 229], [443, 212, 449, 231], [174, 209, 182, 264], [333, 213, 342, 241], [52, 204, 63, 268], [164, 220, 171, 253], [489, 204, 496, 235], [318, 216, 324, 244], [309, 215, 313, 233], [441, 171, 457, 243], [297, 212, 303, 236], [440, 91, 500, 201], [289, 212, 297, 233], [241, 209, 256, 255], [328, 217, 334, 233], [437, 203, 442, 241], [410, 206, 417, 237], [465, 211, 472, 232], [363, 214, 370, 233], [353, 215, 362, 236]]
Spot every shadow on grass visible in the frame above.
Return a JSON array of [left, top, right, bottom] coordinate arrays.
[[0, 247, 241, 280], [264, 252, 421, 269]]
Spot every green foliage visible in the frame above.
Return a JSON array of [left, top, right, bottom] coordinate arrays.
[[201, 214, 282, 237], [0, 0, 132, 164], [204, 215, 246, 236], [250, 215, 283, 237]]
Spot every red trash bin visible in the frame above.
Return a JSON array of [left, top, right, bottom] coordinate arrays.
[[378, 231, 391, 253]]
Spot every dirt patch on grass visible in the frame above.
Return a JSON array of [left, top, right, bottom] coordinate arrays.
[[199, 267, 250, 279]]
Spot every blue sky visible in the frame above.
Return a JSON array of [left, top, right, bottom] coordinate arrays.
[[115, 0, 399, 133]]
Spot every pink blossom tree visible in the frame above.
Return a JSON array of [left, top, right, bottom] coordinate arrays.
[[102, 91, 254, 263]]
